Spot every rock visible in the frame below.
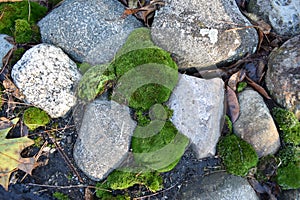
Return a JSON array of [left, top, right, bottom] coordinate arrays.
[[248, 0, 300, 36], [11, 44, 81, 118], [233, 89, 280, 157], [151, 0, 258, 70], [265, 35, 300, 120], [279, 189, 300, 200], [73, 100, 136, 181], [176, 172, 259, 200], [167, 74, 225, 159], [0, 34, 13, 69], [38, 0, 142, 65]]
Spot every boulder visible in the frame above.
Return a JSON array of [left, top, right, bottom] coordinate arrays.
[[73, 100, 136, 181], [11, 44, 81, 118], [233, 89, 280, 157], [151, 0, 258, 70], [38, 0, 142, 65], [167, 74, 225, 159], [0, 34, 13, 69], [265, 35, 300, 120]]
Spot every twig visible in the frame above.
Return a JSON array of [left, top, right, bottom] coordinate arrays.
[[27, 0, 31, 22], [133, 183, 178, 200], [27, 183, 112, 192]]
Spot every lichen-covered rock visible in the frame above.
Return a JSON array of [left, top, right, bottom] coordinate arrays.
[[151, 0, 258, 70], [233, 89, 280, 157], [0, 34, 13, 69], [265, 35, 300, 120], [38, 0, 142, 65], [111, 28, 178, 110], [167, 74, 225, 159], [73, 100, 136, 181], [248, 0, 300, 36], [11, 44, 81, 118]]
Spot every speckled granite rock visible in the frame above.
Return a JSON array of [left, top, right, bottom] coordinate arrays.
[[0, 34, 13, 69], [151, 0, 258, 70], [11, 44, 81, 118], [265, 35, 300, 120], [248, 0, 300, 36], [176, 172, 259, 200], [167, 74, 225, 159], [38, 0, 142, 65], [233, 89, 280, 157], [73, 100, 136, 181]]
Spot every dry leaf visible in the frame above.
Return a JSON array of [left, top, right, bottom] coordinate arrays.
[[245, 76, 271, 99], [2, 78, 25, 100], [226, 86, 240, 123]]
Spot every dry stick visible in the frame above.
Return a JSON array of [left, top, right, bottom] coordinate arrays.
[[27, 0, 31, 22], [46, 132, 84, 183], [27, 183, 112, 192], [132, 183, 178, 200]]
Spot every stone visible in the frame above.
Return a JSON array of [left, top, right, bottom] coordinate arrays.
[[279, 189, 300, 200], [11, 44, 81, 118], [73, 100, 136, 181], [265, 35, 300, 120], [0, 34, 13, 69], [176, 172, 259, 200], [167, 74, 225, 159], [248, 0, 300, 36], [233, 89, 280, 157], [38, 0, 142, 65], [151, 0, 258, 70]]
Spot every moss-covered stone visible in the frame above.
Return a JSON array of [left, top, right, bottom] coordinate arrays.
[[110, 28, 178, 110], [95, 170, 162, 199], [77, 64, 115, 101], [272, 107, 300, 145], [132, 120, 189, 172], [23, 107, 50, 130], [0, 2, 47, 43], [276, 162, 300, 190], [217, 134, 258, 176]]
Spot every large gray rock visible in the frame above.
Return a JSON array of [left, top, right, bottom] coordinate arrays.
[[233, 89, 280, 157], [167, 74, 225, 159], [265, 35, 300, 120], [38, 0, 142, 65], [151, 0, 258, 70], [0, 34, 13, 69], [176, 172, 259, 200], [73, 100, 136, 181], [248, 0, 300, 36], [11, 44, 81, 118]]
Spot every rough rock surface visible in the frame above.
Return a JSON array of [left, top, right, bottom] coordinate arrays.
[[279, 189, 300, 200], [167, 74, 225, 159], [73, 100, 136, 181], [248, 0, 300, 36], [0, 34, 13, 69], [38, 0, 142, 65], [265, 35, 300, 120], [176, 172, 259, 200], [233, 89, 280, 157], [151, 0, 258, 70], [11, 44, 81, 118]]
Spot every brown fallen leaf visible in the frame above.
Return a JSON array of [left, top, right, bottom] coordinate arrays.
[[226, 86, 240, 123], [245, 76, 271, 99], [2, 78, 25, 101]]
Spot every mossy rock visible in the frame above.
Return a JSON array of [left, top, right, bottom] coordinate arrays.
[[132, 120, 189, 172], [272, 107, 300, 146], [77, 64, 115, 101], [278, 145, 300, 167], [217, 134, 258, 176], [110, 28, 178, 110], [23, 107, 50, 130], [276, 162, 300, 190], [0, 2, 47, 43], [96, 170, 162, 199]]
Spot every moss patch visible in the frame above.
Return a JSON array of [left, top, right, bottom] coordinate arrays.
[[132, 120, 189, 172], [23, 107, 50, 130], [217, 134, 258, 176], [276, 162, 300, 190], [0, 2, 47, 43], [237, 82, 247, 93]]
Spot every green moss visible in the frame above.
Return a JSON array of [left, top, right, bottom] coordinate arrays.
[[217, 134, 258, 176], [23, 107, 50, 130], [272, 107, 300, 146], [95, 170, 162, 199], [14, 19, 32, 43], [237, 82, 247, 93], [53, 192, 69, 200], [77, 62, 92, 74], [224, 115, 233, 134], [9, 47, 25, 66], [276, 162, 300, 190], [0, 2, 47, 43], [132, 120, 189, 172], [77, 64, 115, 101], [278, 145, 300, 167]]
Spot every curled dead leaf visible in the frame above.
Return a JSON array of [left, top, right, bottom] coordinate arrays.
[[226, 86, 240, 123]]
